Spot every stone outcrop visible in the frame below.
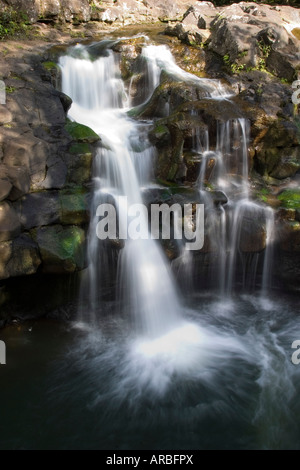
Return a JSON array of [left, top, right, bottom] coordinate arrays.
[[0, 40, 99, 283]]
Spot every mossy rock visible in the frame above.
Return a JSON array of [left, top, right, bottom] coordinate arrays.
[[65, 121, 100, 144], [42, 61, 60, 72], [277, 189, 300, 210], [69, 143, 92, 156], [59, 190, 90, 225], [36, 225, 86, 273]]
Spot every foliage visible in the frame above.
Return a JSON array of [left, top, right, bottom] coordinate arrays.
[[257, 187, 270, 203], [0, 7, 30, 40], [277, 189, 300, 209]]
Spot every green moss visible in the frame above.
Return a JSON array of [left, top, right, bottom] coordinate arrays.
[[5, 86, 15, 94], [42, 61, 59, 71], [257, 187, 270, 203], [69, 143, 92, 155], [65, 121, 100, 143], [277, 189, 300, 210], [62, 229, 82, 256], [59, 190, 89, 225]]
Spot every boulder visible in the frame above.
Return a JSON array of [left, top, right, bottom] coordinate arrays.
[[0, 178, 12, 201], [0, 202, 21, 242], [35, 225, 87, 273], [18, 192, 60, 230], [0, 234, 41, 280], [59, 190, 90, 225]]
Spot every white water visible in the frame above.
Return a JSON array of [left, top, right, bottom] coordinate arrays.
[[192, 115, 275, 294], [60, 42, 230, 340]]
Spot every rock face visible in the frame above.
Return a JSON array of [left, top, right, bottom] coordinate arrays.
[[0, 41, 99, 284], [0, 0, 91, 23], [164, 2, 300, 82]]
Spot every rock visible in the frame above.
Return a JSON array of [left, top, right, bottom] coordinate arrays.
[[63, 144, 93, 186], [0, 105, 12, 125], [165, 23, 204, 46], [0, 178, 12, 201], [37, 154, 68, 190], [1, 126, 51, 186], [279, 221, 300, 252], [65, 121, 100, 143], [209, 18, 260, 67], [59, 190, 90, 225], [6, 166, 31, 201], [237, 205, 267, 252], [255, 120, 300, 177], [266, 49, 297, 82], [35, 225, 87, 273], [0, 202, 21, 242], [142, 0, 190, 22], [18, 192, 60, 230], [182, 2, 217, 29], [0, 234, 41, 280]]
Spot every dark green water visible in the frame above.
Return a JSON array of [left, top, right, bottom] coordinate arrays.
[[0, 293, 299, 450]]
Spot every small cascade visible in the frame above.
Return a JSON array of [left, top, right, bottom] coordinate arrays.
[[193, 116, 274, 295]]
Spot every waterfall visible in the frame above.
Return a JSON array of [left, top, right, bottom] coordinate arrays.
[[60, 42, 186, 338], [194, 117, 274, 295]]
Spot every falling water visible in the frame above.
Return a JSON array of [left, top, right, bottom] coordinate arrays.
[[0, 37, 298, 452]]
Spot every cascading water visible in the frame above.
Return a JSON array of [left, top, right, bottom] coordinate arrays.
[[61, 42, 230, 340], [1, 35, 299, 452], [192, 113, 275, 295], [61, 43, 183, 338]]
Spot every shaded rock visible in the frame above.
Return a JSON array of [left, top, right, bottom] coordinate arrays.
[[279, 221, 300, 252], [18, 192, 60, 230], [37, 153, 68, 190], [2, 129, 49, 185], [0, 201, 21, 242], [59, 190, 90, 225], [255, 120, 300, 177], [0, 234, 41, 281], [6, 166, 31, 201], [63, 144, 93, 186], [0, 178, 12, 201], [35, 225, 87, 273], [239, 209, 266, 252]]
